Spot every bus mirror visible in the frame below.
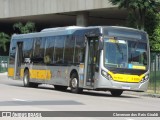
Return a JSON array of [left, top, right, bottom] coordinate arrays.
[[12, 47, 16, 50]]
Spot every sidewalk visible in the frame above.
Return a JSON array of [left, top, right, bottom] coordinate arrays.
[[124, 91, 160, 98], [141, 92, 160, 98], [0, 72, 7, 76]]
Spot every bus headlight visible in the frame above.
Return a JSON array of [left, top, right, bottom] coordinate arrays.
[[101, 70, 113, 80], [141, 74, 149, 83]]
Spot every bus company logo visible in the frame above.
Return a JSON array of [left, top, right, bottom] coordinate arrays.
[[2, 112, 12, 117]]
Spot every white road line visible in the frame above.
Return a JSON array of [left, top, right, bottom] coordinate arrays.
[[101, 97, 131, 103], [125, 118, 135, 120], [12, 98, 31, 102], [0, 84, 8, 86]]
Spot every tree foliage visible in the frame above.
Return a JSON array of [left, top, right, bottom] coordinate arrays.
[[0, 32, 10, 52], [13, 21, 36, 34], [150, 14, 160, 51], [109, 0, 160, 30], [109, 0, 160, 52]]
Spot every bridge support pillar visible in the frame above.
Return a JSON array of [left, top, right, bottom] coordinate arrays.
[[76, 12, 89, 27]]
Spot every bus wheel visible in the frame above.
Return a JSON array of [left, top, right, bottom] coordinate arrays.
[[23, 70, 30, 87], [110, 90, 123, 97], [70, 73, 83, 94], [54, 85, 68, 91], [23, 70, 38, 88]]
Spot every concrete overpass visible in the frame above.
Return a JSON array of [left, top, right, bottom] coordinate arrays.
[[0, 0, 128, 32]]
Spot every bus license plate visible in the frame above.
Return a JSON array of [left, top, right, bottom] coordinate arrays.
[[122, 85, 131, 90]]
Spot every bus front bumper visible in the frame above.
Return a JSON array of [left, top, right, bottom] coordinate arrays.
[[94, 77, 149, 92]]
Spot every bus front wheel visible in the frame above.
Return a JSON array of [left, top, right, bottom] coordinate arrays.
[[70, 73, 83, 94], [110, 90, 123, 97]]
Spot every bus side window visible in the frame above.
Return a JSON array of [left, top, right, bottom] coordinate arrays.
[[33, 37, 46, 64], [64, 35, 75, 64], [23, 38, 34, 61], [74, 36, 85, 63], [44, 37, 55, 64], [54, 36, 65, 64]]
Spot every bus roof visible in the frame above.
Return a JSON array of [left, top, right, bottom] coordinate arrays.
[[41, 26, 84, 32], [103, 26, 146, 33], [11, 26, 146, 39], [11, 26, 101, 39]]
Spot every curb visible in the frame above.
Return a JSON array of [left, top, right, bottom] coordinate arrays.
[[124, 91, 160, 98], [141, 93, 160, 98]]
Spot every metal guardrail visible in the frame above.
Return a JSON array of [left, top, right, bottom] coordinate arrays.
[[148, 53, 160, 94], [0, 56, 8, 73]]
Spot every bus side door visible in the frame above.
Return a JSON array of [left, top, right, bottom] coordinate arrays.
[[84, 36, 99, 86], [14, 42, 23, 80]]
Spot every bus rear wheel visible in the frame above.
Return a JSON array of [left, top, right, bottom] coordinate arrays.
[[54, 85, 68, 91], [110, 90, 123, 97], [23, 70, 38, 88], [70, 73, 83, 94]]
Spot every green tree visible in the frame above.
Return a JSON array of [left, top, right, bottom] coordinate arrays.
[[145, 11, 158, 36], [126, 11, 137, 28], [109, 0, 160, 30], [150, 13, 160, 51], [0, 32, 10, 52], [13, 21, 36, 34]]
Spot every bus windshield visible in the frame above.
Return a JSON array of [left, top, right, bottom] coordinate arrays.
[[104, 38, 147, 70]]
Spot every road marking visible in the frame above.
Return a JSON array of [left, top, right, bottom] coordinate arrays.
[[125, 118, 135, 120], [12, 98, 31, 102], [101, 97, 130, 103], [0, 84, 8, 86]]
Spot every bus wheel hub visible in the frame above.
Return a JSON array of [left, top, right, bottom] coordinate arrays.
[[24, 76, 28, 84], [72, 78, 77, 88]]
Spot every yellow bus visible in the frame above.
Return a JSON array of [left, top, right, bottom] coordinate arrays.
[[8, 26, 150, 96]]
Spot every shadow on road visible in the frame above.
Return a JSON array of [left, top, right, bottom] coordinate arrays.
[[0, 100, 84, 106], [6, 83, 140, 99]]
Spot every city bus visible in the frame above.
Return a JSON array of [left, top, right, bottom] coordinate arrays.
[[8, 26, 150, 96]]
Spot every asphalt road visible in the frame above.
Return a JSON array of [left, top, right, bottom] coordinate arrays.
[[0, 72, 159, 120]]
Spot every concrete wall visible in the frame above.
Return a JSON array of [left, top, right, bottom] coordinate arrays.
[[0, 0, 113, 18]]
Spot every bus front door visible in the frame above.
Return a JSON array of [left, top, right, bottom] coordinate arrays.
[[14, 42, 23, 80], [85, 37, 99, 86]]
